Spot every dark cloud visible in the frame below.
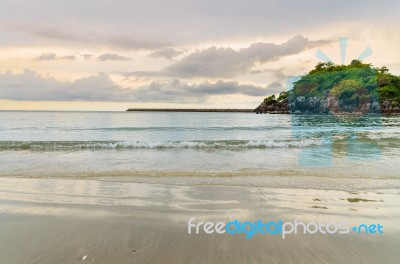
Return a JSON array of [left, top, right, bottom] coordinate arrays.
[[97, 53, 132, 61], [0, 70, 272, 102], [150, 48, 183, 60]]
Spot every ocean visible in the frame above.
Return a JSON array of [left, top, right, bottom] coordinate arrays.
[[1, 111, 400, 264], [1, 111, 400, 189]]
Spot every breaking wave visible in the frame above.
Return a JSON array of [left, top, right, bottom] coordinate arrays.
[[0, 139, 324, 151]]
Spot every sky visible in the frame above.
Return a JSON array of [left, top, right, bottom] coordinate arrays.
[[0, 0, 399, 111]]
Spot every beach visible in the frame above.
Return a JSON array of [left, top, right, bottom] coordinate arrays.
[[0, 111, 400, 263], [0, 177, 399, 263]]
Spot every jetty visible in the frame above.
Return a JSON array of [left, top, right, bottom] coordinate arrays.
[[126, 108, 254, 113]]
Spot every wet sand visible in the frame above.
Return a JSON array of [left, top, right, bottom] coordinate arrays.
[[0, 177, 399, 263]]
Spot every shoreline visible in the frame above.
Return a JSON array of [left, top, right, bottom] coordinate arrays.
[[2, 174, 400, 192]]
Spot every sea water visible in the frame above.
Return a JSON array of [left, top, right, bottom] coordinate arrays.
[[0, 111, 399, 187]]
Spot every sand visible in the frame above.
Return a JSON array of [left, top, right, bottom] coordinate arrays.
[[0, 177, 399, 263]]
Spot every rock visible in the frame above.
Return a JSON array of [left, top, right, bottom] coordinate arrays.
[[254, 102, 267, 114]]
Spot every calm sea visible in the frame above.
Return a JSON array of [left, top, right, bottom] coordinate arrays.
[[0, 111, 399, 187]]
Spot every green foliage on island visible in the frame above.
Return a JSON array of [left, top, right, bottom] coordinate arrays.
[[299, 60, 400, 104], [255, 60, 400, 114], [263, 91, 288, 105]]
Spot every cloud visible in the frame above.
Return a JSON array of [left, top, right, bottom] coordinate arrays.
[[82, 54, 93, 60], [2, 1, 397, 48], [97, 53, 132, 61], [164, 35, 326, 78], [34, 52, 57, 61], [130, 80, 268, 103], [6, 24, 172, 50], [250, 68, 288, 80], [29, 26, 89, 43], [265, 81, 284, 95], [150, 48, 183, 60], [124, 35, 329, 79], [34, 53, 77, 61], [106, 35, 172, 50], [59, 55, 76, 60], [0, 70, 122, 101], [0, 70, 272, 102]]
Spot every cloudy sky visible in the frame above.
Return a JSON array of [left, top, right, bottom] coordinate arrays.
[[1, 0, 399, 110]]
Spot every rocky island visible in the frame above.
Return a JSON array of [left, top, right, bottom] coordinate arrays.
[[255, 60, 400, 115]]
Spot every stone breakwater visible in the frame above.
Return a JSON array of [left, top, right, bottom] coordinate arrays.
[[126, 108, 254, 112]]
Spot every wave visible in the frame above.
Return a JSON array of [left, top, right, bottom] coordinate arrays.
[[90, 126, 291, 132], [0, 139, 324, 151], [1, 125, 291, 132], [1, 135, 399, 151]]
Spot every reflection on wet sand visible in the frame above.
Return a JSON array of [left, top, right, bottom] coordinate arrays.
[[0, 177, 399, 263]]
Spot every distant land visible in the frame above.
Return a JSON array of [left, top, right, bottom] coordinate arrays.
[[126, 108, 253, 112]]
